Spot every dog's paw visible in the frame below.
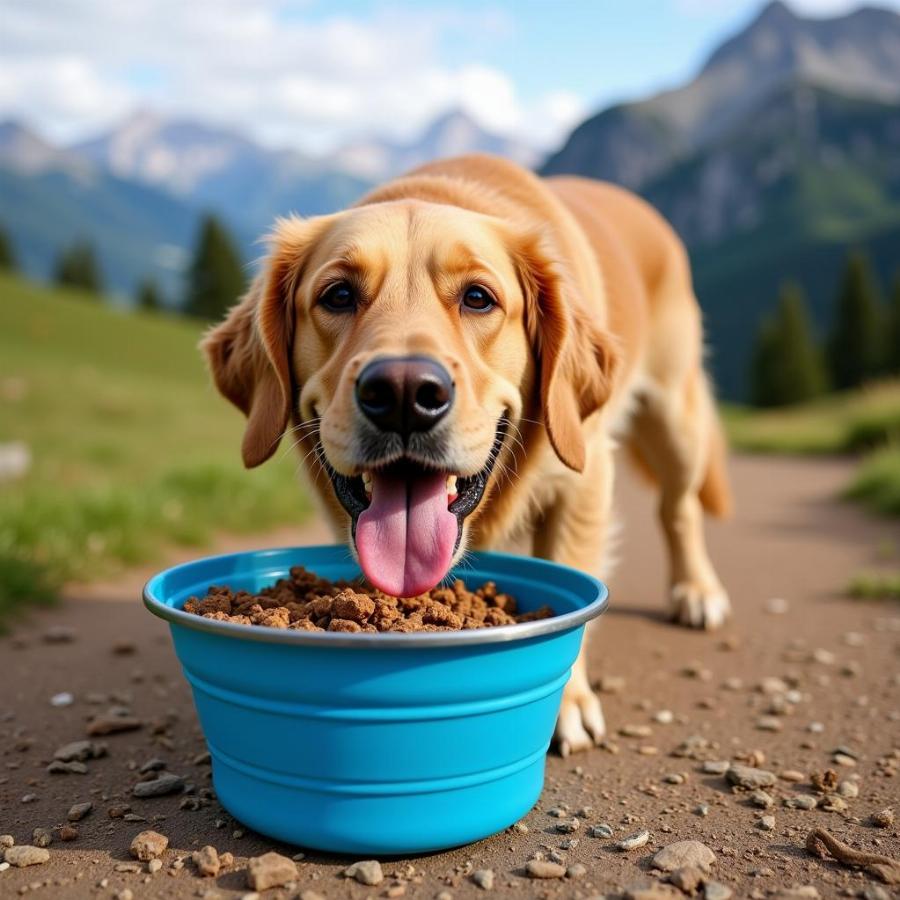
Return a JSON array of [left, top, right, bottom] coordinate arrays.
[[554, 682, 606, 757], [669, 581, 730, 630]]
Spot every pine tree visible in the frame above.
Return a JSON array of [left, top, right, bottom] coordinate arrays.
[[54, 240, 104, 295], [183, 214, 246, 320], [136, 277, 164, 313], [0, 226, 17, 271], [886, 273, 900, 376], [827, 250, 883, 390], [750, 282, 827, 407]]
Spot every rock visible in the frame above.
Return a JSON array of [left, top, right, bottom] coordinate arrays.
[[726, 764, 776, 790], [50, 691, 74, 707], [147, 858, 163, 874], [616, 830, 651, 851], [756, 716, 783, 731], [702, 760, 730, 775], [780, 770, 806, 782], [669, 866, 705, 893], [861, 886, 890, 900], [758, 815, 776, 831], [343, 859, 383, 886], [0, 836, 13, 849], [67, 801, 92, 822], [837, 780, 858, 798], [139, 758, 167, 774], [31, 828, 51, 848], [132, 773, 184, 797], [784, 794, 817, 810], [770, 889, 819, 899], [300, 893, 326, 900], [598, 675, 626, 693], [624, 884, 683, 900], [129, 830, 169, 861], [246, 852, 297, 891], [704, 883, 733, 900], [47, 760, 88, 774], [652, 840, 716, 873], [750, 790, 774, 809], [872, 808, 894, 828], [591, 823, 614, 837], [86, 712, 142, 736], [556, 818, 580, 833], [566, 863, 587, 878], [108, 804, 131, 818], [43, 625, 76, 643], [193, 845, 220, 877], [525, 860, 566, 879], [471, 869, 494, 890], [4, 846, 50, 867], [53, 740, 106, 762], [620, 724, 653, 738], [57, 826, 78, 842]]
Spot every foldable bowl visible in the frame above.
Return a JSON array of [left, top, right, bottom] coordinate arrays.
[[144, 544, 607, 854]]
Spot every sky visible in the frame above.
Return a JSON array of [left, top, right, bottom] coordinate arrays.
[[2, 0, 899, 154]]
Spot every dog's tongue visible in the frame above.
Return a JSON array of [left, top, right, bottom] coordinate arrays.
[[356, 469, 458, 597]]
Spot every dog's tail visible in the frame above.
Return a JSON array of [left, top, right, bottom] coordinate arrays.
[[699, 412, 732, 518]]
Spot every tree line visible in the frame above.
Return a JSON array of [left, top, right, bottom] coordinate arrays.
[[750, 251, 900, 407], [0, 214, 246, 321]]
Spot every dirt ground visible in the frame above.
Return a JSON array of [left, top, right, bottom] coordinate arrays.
[[2, 455, 898, 900]]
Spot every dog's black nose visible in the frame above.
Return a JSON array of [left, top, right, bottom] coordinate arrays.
[[356, 355, 454, 436]]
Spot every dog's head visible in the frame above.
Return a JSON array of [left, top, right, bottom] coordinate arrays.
[[203, 200, 617, 596]]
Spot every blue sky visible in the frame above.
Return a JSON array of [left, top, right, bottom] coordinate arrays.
[[3, 0, 899, 152]]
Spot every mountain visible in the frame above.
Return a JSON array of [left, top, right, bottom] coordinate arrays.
[[542, 1, 900, 399], [333, 109, 540, 181], [0, 120, 87, 176]]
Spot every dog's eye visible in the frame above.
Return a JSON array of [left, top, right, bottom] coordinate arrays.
[[461, 284, 495, 312], [320, 281, 357, 312]]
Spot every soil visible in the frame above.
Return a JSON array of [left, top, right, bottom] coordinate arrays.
[[184, 569, 551, 632], [2, 454, 898, 899]]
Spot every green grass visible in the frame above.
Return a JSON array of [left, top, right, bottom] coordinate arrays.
[[723, 380, 900, 454], [0, 274, 310, 620], [847, 569, 900, 601], [845, 446, 900, 517]]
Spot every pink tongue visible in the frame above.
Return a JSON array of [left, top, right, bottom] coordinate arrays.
[[356, 470, 458, 597]]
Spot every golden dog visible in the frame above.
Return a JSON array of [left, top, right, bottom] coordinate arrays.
[[203, 154, 731, 754]]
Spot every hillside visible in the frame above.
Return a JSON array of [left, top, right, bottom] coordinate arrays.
[[542, 1, 900, 398]]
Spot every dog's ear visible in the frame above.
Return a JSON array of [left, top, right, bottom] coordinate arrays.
[[510, 228, 619, 473], [201, 218, 322, 468]]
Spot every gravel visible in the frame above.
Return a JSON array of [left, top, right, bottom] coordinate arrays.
[[193, 845, 220, 876], [725, 764, 776, 789], [471, 869, 494, 890], [591, 823, 614, 837], [651, 840, 716, 873], [616, 830, 651, 851], [132, 773, 184, 797], [66, 801, 92, 822], [129, 830, 169, 861], [525, 859, 566, 879], [343, 859, 384, 886], [246, 852, 297, 891]]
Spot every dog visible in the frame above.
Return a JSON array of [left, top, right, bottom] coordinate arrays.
[[203, 154, 732, 755]]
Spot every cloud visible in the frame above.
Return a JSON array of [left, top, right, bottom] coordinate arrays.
[[0, 0, 580, 151]]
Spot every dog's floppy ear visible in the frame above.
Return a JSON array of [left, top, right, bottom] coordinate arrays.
[[201, 218, 322, 468], [510, 228, 619, 473]]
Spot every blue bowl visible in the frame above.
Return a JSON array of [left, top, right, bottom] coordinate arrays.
[[143, 545, 607, 855]]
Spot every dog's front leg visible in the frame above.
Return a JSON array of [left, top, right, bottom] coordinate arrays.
[[533, 439, 614, 756]]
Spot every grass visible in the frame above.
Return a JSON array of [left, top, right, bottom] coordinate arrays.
[[847, 570, 900, 601], [0, 274, 310, 620]]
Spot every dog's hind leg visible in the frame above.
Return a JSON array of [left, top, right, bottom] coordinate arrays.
[[533, 437, 615, 756], [629, 364, 731, 630]]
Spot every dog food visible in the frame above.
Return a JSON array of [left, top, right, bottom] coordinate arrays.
[[183, 565, 554, 633]]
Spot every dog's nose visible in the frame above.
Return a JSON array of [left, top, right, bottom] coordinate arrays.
[[356, 355, 454, 436]]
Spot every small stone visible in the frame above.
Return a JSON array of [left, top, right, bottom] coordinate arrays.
[[765, 598, 788, 615], [139, 758, 167, 774], [726, 764, 776, 790], [820, 795, 848, 812], [30, 829, 51, 848], [21, 793, 38, 803], [784, 794, 817, 810], [114, 863, 141, 873], [115, 891, 133, 900], [837, 779, 859, 798], [566, 863, 587, 878], [112, 639, 137, 655], [702, 760, 730, 775], [193, 845, 220, 877], [654, 709, 675, 724], [0, 836, 13, 849], [620, 724, 653, 738], [625, 885, 683, 900], [758, 815, 776, 831], [67, 801, 92, 822], [598, 675, 626, 693], [547, 806, 568, 817], [53, 740, 107, 762], [872, 808, 894, 828], [808, 721, 824, 733], [652, 840, 716, 873], [4, 846, 50, 867], [246, 852, 297, 891], [591, 823, 614, 837], [861, 886, 890, 900], [834, 753, 857, 767], [47, 760, 88, 775], [664, 773, 686, 785], [50, 692, 74, 707], [299, 893, 326, 900], [147, 858, 163, 874], [132, 773, 184, 797], [43, 625, 76, 643], [616, 829, 651, 851], [780, 769, 806, 782], [85, 712, 142, 736], [130, 830, 169, 861], [749, 790, 774, 809], [669, 866, 704, 893], [107, 804, 131, 818], [343, 859, 383, 886], [57, 826, 77, 842], [556, 818, 580, 833], [704, 883, 733, 900], [471, 869, 494, 890], [695, 804, 710, 817], [756, 716, 783, 732], [770, 888, 819, 899], [512, 822, 528, 834], [525, 860, 566, 879]]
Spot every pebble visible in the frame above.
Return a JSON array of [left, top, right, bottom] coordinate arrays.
[[654, 710, 674, 724], [779, 769, 805, 782], [624, 884, 683, 900], [107, 804, 131, 818], [566, 863, 587, 878], [556, 818, 580, 833], [704, 883, 733, 900], [756, 716, 783, 732], [872, 808, 894, 828], [67, 802, 92, 822], [837, 779, 859, 798], [598, 675, 626, 693], [31, 828, 51, 848], [525, 860, 566, 879], [54, 740, 107, 762], [147, 858, 163, 874], [3, 846, 50, 867], [129, 830, 169, 861], [57, 826, 77, 842], [669, 866, 704, 893], [652, 840, 716, 873], [765, 598, 788, 614], [620, 724, 653, 738], [115, 891, 133, 900], [749, 790, 774, 809], [43, 625, 76, 643], [591, 823, 614, 837], [702, 760, 730, 775], [299, 893, 326, 900], [616, 830, 651, 851], [695, 804, 710, 817], [132, 773, 184, 797], [770, 888, 819, 899], [784, 794, 817, 810], [725, 764, 776, 790], [834, 753, 857, 767], [343, 859, 383, 886], [47, 760, 88, 775], [471, 869, 494, 890], [193, 845, 220, 877], [758, 815, 776, 831], [246, 852, 297, 891], [0, 836, 13, 849], [86, 713, 142, 736], [139, 758, 167, 773], [50, 692, 74, 707]]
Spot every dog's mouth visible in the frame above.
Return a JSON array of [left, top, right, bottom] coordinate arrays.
[[324, 420, 507, 597]]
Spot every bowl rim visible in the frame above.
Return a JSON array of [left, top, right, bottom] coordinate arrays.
[[143, 544, 609, 649]]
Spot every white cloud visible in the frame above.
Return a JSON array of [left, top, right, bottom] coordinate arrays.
[[0, 0, 576, 152]]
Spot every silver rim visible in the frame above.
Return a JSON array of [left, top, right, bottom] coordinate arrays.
[[143, 559, 608, 649]]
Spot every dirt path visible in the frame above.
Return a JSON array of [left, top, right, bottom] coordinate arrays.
[[2, 455, 899, 899]]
